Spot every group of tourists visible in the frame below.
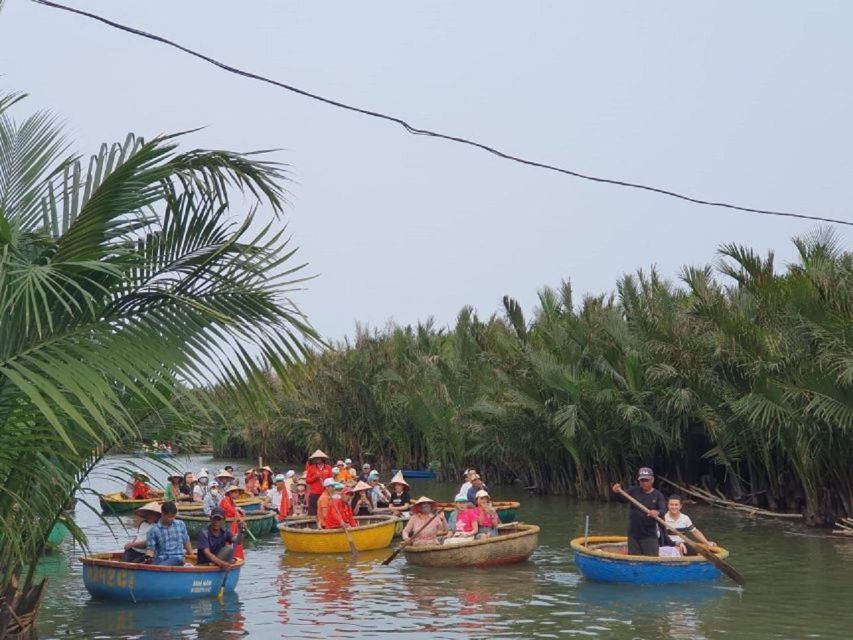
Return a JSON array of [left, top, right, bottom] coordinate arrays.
[[612, 466, 716, 557]]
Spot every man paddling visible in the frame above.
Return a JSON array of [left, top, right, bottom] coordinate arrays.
[[612, 467, 667, 556], [197, 508, 236, 569]]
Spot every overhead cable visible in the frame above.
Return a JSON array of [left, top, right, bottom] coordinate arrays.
[[32, 0, 853, 227]]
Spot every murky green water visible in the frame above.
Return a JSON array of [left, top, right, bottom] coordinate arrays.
[[35, 455, 853, 639]]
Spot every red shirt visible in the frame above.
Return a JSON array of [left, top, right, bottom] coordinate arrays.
[[219, 495, 244, 559], [324, 498, 357, 529], [305, 463, 333, 495], [131, 480, 150, 499]]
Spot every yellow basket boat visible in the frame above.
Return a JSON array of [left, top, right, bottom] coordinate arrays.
[[278, 515, 397, 553]]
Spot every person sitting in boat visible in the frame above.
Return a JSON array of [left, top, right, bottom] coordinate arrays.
[[611, 467, 668, 557], [333, 461, 348, 484], [144, 501, 192, 566], [386, 472, 410, 513], [291, 476, 309, 516], [268, 474, 291, 520], [369, 470, 391, 508], [357, 463, 372, 483], [316, 478, 337, 526], [130, 473, 152, 499], [123, 502, 161, 562], [466, 474, 489, 505], [662, 495, 716, 556], [283, 469, 297, 494], [324, 491, 357, 529], [193, 471, 209, 502], [344, 458, 358, 482], [459, 468, 478, 497], [178, 472, 196, 501], [196, 508, 237, 569], [163, 472, 184, 501], [446, 493, 479, 543], [402, 496, 448, 546], [219, 485, 247, 560], [473, 490, 501, 538], [350, 481, 375, 516], [243, 469, 260, 495], [215, 469, 236, 492], [258, 466, 274, 493], [445, 493, 470, 530], [203, 480, 223, 516], [305, 449, 333, 516]]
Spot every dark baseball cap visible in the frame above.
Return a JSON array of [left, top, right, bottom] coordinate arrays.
[[210, 508, 226, 519]]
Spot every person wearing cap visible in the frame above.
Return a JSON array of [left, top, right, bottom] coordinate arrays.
[[283, 469, 297, 494], [315, 477, 337, 526], [324, 487, 357, 529], [258, 466, 274, 493], [163, 472, 184, 501], [203, 480, 223, 516], [612, 467, 668, 556], [445, 493, 470, 531], [368, 470, 391, 508], [401, 497, 447, 546], [219, 485, 247, 560], [145, 501, 192, 566], [473, 490, 500, 538], [268, 474, 291, 520], [466, 475, 489, 506], [304, 450, 333, 516], [350, 481, 375, 516], [447, 493, 479, 542], [345, 460, 359, 482], [386, 472, 410, 513], [291, 476, 309, 516], [130, 473, 152, 500], [459, 468, 478, 497], [196, 508, 236, 569], [357, 463, 372, 484], [123, 502, 161, 562], [193, 471, 209, 502]]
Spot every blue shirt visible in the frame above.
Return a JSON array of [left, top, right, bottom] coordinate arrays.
[[146, 519, 189, 561], [467, 484, 489, 505], [196, 526, 234, 564]]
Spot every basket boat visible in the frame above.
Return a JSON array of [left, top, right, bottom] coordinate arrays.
[[403, 523, 539, 567], [81, 553, 244, 601], [278, 515, 396, 553], [99, 492, 164, 514], [436, 501, 520, 524], [570, 535, 730, 584], [176, 493, 262, 513], [178, 512, 277, 538]]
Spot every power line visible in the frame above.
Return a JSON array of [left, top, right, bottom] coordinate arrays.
[[32, 0, 853, 228]]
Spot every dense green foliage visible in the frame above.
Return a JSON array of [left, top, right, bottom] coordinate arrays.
[[0, 91, 317, 597], [222, 232, 851, 524]]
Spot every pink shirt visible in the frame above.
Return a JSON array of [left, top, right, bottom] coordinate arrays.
[[454, 509, 478, 533]]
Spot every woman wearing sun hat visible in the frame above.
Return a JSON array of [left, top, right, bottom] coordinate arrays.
[[122, 502, 161, 562], [305, 449, 333, 516], [401, 496, 448, 546], [163, 472, 184, 501], [350, 481, 375, 516], [386, 471, 410, 513]]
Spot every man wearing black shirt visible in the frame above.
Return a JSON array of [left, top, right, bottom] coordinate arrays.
[[612, 467, 667, 556], [197, 508, 235, 568]]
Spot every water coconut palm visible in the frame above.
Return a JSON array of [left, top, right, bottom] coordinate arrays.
[[0, 90, 318, 635]]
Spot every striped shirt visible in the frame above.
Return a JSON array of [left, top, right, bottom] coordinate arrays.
[[146, 520, 189, 561]]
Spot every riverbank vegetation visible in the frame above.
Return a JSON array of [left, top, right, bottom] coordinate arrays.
[[0, 90, 317, 633], [220, 231, 851, 525]]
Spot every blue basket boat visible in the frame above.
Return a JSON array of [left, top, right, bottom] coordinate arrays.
[[570, 536, 730, 585], [81, 553, 243, 601], [392, 469, 437, 479]]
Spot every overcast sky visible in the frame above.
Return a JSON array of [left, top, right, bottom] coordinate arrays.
[[2, 1, 851, 341]]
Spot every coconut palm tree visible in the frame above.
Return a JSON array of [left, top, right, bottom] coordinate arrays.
[[0, 90, 318, 634]]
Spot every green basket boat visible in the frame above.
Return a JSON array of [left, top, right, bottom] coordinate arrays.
[[177, 512, 277, 539]]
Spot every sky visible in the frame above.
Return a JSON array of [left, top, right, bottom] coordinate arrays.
[[2, 1, 851, 341]]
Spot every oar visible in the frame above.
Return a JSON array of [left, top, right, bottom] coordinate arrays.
[[331, 501, 358, 557], [216, 563, 231, 600], [617, 488, 745, 586], [381, 510, 442, 566]]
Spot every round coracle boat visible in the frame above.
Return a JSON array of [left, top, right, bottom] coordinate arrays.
[[178, 512, 278, 538], [278, 515, 397, 553], [403, 523, 539, 567], [176, 493, 262, 513], [436, 501, 520, 524], [81, 553, 244, 601], [570, 535, 731, 584], [99, 491, 164, 514]]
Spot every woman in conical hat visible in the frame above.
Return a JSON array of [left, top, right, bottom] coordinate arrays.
[[122, 502, 161, 563], [401, 496, 447, 547], [304, 449, 333, 516], [351, 480, 375, 517], [387, 471, 410, 514]]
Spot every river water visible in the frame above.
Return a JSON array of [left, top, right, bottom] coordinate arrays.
[[34, 455, 853, 639]]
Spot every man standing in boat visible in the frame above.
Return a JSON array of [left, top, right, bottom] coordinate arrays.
[[305, 450, 333, 516], [612, 467, 667, 556]]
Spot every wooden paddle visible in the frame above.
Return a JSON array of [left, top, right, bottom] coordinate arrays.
[[331, 500, 358, 557], [381, 509, 442, 566], [617, 488, 744, 586]]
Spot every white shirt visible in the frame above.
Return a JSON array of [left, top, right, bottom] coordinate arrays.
[[131, 521, 153, 546], [193, 484, 207, 502], [459, 481, 473, 496], [664, 512, 694, 543], [269, 486, 286, 511]]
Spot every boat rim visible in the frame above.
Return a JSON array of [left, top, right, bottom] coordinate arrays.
[[80, 553, 245, 572], [403, 523, 540, 554], [435, 500, 520, 510], [177, 511, 274, 522], [278, 514, 397, 534], [570, 535, 729, 562]]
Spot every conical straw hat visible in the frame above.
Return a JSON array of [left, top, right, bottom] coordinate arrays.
[[135, 502, 162, 516], [309, 449, 329, 460], [215, 469, 234, 480], [352, 481, 372, 492], [388, 471, 409, 488], [412, 496, 437, 506]]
